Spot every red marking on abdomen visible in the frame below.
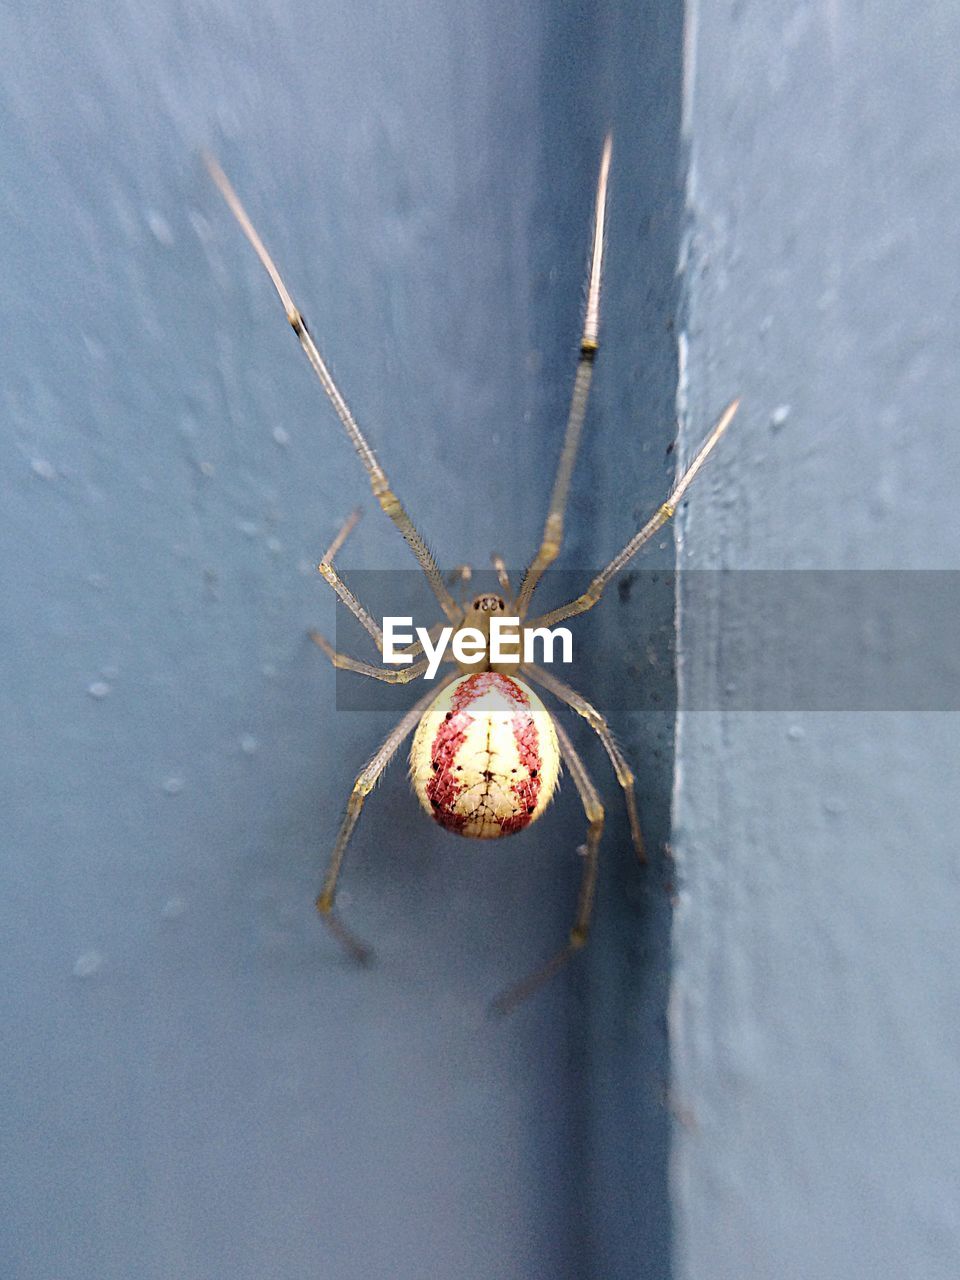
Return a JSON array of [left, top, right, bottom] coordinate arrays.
[[425, 699, 469, 834], [425, 672, 543, 836]]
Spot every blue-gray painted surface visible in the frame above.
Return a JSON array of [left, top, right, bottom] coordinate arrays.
[[1, 3, 683, 1277], [674, 3, 960, 1278]]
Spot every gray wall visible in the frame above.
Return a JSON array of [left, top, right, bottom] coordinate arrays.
[[674, 3, 960, 1279], [1, 3, 683, 1278]]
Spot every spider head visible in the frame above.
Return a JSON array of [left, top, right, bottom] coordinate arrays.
[[470, 594, 506, 615]]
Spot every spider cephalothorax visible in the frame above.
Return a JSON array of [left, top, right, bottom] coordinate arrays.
[[207, 137, 737, 1010]]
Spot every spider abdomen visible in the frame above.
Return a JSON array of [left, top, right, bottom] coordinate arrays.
[[410, 672, 560, 839]]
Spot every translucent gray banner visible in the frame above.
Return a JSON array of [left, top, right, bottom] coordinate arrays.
[[321, 570, 960, 712]]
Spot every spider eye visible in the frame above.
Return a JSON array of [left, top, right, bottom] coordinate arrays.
[[472, 594, 505, 612]]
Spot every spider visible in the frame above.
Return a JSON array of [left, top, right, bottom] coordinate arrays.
[[205, 138, 738, 1012]]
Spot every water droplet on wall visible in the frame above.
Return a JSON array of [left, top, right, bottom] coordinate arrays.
[[73, 951, 103, 978], [146, 211, 174, 246]]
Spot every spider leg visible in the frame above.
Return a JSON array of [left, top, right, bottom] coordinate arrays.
[[445, 564, 473, 611], [309, 612, 449, 671], [523, 662, 645, 863], [205, 153, 461, 623], [515, 134, 612, 621], [314, 509, 446, 662], [322, 506, 362, 566], [315, 508, 396, 655], [491, 717, 602, 1014], [525, 398, 740, 629], [314, 564, 392, 655], [317, 674, 456, 961], [308, 632, 433, 684], [491, 554, 512, 599]]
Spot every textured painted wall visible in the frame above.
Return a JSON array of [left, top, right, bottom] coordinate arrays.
[[1, 3, 684, 1277], [674, 2, 960, 1278]]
